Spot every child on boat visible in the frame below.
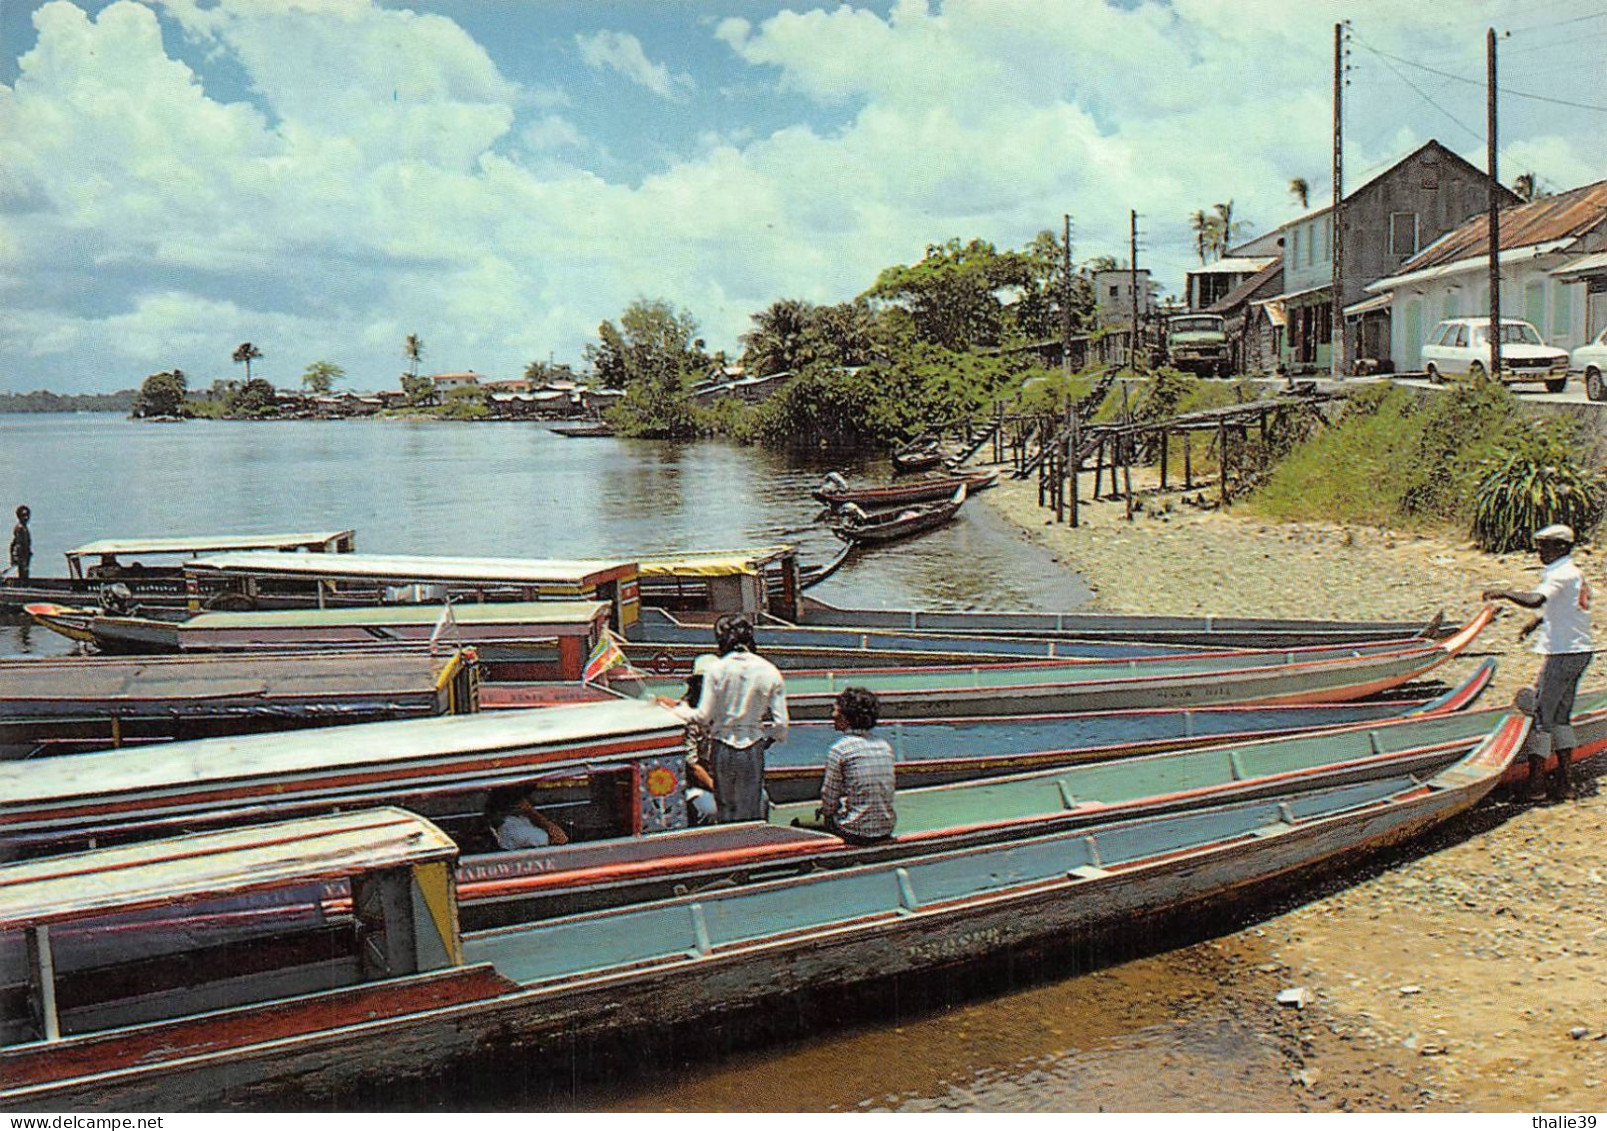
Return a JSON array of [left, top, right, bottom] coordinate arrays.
[[819, 686, 896, 845]]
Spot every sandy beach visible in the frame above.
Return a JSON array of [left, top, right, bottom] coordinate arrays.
[[980, 473, 1607, 1110]]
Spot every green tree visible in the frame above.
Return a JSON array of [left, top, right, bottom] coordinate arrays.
[[302, 360, 344, 396], [741, 298, 815, 377], [404, 334, 425, 378], [587, 298, 704, 437], [230, 376, 276, 415], [522, 359, 575, 385], [133, 369, 188, 418], [231, 342, 263, 380], [865, 238, 1037, 351], [401, 373, 434, 406]]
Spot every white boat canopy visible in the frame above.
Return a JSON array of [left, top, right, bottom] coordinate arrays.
[[638, 546, 796, 578], [0, 808, 456, 930], [0, 698, 685, 810], [66, 531, 356, 562], [184, 599, 609, 631], [183, 551, 636, 586]]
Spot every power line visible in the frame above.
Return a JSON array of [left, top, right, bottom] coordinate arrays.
[[1504, 6, 1607, 34], [1357, 42, 1484, 141], [1352, 35, 1607, 113]]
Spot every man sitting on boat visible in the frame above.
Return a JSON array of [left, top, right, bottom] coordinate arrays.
[[680, 654, 720, 825], [818, 687, 896, 845], [485, 785, 571, 850], [673, 616, 788, 822]]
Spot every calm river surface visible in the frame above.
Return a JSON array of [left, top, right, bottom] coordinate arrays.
[[0, 413, 1087, 657], [1, 414, 1322, 1111]]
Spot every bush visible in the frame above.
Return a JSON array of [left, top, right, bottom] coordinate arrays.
[[1471, 425, 1602, 552]]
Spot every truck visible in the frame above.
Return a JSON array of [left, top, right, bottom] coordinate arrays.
[[1165, 314, 1230, 378]]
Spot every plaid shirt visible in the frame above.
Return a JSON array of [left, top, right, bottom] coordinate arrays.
[[820, 731, 896, 840]]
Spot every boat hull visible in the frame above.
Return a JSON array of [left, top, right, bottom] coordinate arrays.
[[2, 715, 1524, 1111]]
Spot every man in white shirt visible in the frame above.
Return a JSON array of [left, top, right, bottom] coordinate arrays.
[[1484, 524, 1593, 800], [675, 616, 788, 821]]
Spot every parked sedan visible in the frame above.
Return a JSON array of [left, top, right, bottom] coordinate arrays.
[[1574, 325, 1607, 402], [1420, 317, 1570, 392]]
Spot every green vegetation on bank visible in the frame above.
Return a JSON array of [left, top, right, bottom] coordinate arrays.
[[0, 389, 136, 413], [1249, 382, 1602, 551]]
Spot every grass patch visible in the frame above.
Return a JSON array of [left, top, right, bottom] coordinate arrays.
[[1247, 382, 1598, 543]]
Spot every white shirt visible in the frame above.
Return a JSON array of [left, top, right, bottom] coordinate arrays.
[[1533, 554, 1592, 655], [493, 813, 551, 851], [676, 649, 789, 749]]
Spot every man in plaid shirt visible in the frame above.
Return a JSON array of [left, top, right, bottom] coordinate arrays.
[[820, 686, 896, 844]]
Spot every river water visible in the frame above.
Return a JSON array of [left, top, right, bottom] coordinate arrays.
[[0, 413, 1087, 658], [0, 415, 1335, 1111]]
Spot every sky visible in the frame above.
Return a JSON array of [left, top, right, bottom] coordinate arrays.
[[1, 0, 1604, 394]]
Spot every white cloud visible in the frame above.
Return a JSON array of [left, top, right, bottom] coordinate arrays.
[[575, 30, 693, 101], [0, 0, 1602, 394]]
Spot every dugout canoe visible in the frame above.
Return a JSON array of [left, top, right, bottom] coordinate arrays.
[[799, 595, 1456, 648], [811, 470, 998, 508], [618, 607, 1493, 718], [830, 485, 967, 545], [0, 662, 1498, 863], [0, 712, 1528, 1109]]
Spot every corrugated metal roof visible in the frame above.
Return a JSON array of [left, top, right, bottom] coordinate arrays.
[[1367, 239, 1577, 292], [1396, 179, 1607, 273], [1206, 261, 1284, 314], [1186, 256, 1279, 276], [1345, 293, 1394, 318], [0, 808, 457, 929], [1553, 251, 1607, 280]]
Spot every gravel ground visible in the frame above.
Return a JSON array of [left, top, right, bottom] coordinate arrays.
[[981, 472, 1607, 1111]]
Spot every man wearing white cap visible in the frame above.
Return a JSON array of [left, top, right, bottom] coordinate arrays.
[[1483, 524, 1592, 799]]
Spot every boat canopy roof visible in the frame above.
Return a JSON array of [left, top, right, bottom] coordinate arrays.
[[638, 546, 796, 578], [65, 531, 356, 561], [183, 551, 637, 585], [0, 808, 456, 930], [0, 650, 460, 701], [0, 699, 684, 807], [184, 600, 608, 631]]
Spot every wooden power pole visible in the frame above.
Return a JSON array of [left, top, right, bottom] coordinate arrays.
[[1330, 21, 1346, 379], [1129, 210, 1140, 370], [1062, 213, 1073, 380], [1486, 27, 1503, 380]]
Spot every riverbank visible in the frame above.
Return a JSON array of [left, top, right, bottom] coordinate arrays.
[[981, 472, 1607, 1111]]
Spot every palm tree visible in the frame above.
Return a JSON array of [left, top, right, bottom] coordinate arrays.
[[1188, 210, 1215, 265], [1289, 177, 1310, 209], [231, 342, 262, 381], [1211, 200, 1247, 258], [1512, 171, 1540, 202], [404, 334, 425, 378]]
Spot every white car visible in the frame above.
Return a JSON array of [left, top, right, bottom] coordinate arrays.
[[1574, 325, 1607, 402], [1420, 317, 1570, 392]]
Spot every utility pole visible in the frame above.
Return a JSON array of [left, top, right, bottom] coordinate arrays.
[[1486, 27, 1503, 380], [1129, 210, 1140, 370], [1330, 21, 1346, 379], [1062, 213, 1074, 380]]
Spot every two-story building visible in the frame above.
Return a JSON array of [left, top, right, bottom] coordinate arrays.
[[1256, 140, 1515, 373], [1093, 268, 1154, 329], [1184, 257, 1278, 312], [1365, 178, 1607, 373]]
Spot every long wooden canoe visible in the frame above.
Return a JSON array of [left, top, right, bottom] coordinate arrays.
[[811, 471, 998, 507], [619, 607, 1493, 717], [0, 660, 1498, 862], [830, 485, 967, 544], [463, 681, 1558, 923], [0, 712, 1527, 1109], [0, 700, 687, 859], [0, 650, 479, 760], [799, 595, 1456, 648]]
